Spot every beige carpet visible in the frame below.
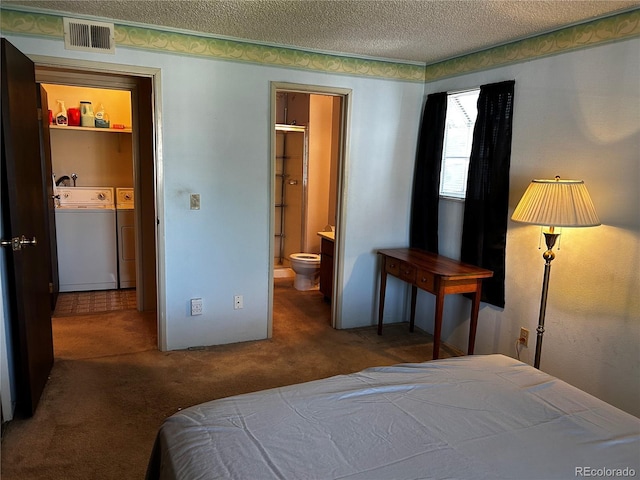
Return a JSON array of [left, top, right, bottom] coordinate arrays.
[[1, 279, 461, 480]]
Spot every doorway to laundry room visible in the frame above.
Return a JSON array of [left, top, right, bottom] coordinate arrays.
[[45, 84, 133, 300], [270, 82, 351, 335], [35, 66, 158, 349]]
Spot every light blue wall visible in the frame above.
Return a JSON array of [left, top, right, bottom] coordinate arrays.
[[3, 34, 424, 351], [4, 21, 637, 419], [419, 38, 640, 417]]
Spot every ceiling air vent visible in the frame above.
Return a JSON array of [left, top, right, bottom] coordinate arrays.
[[63, 18, 115, 54]]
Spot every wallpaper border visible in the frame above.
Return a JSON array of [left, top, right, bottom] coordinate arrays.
[[424, 9, 640, 82], [1, 7, 638, 83]]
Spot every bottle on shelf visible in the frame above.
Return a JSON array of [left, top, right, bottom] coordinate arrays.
[[80, 101, 94, 127], [55, 100, 68, 126], [95, 104, 110, 128]]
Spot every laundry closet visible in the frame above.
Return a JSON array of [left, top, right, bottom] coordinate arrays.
[[44, 84, 136, 293]]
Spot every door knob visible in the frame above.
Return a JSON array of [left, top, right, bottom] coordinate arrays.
[[1, 235, 37, 251]]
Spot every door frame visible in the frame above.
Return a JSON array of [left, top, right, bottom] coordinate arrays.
[[269, 82, 351, 333], [27, 55, 167, 350]]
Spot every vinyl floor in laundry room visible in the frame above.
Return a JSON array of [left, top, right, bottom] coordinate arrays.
[[53, 289, 137, 316]]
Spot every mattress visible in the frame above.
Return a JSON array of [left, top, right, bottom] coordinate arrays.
[[146, 354, 639, 479]]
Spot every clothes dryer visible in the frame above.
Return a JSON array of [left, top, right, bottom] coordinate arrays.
[[116, 188, 136, 289], [55, 187, 117, 291]]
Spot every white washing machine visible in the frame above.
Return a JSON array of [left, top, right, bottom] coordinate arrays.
[[116, 188, 136, 289], [55, 187, 118, 292]]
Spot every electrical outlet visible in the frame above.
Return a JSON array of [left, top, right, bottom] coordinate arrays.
[[519, 327, 529, 347], [234, 295, 243, 310], [190, 298, 203, 315], [190, 193, 200, 210]]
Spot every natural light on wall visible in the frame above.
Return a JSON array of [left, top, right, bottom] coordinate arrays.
[[439, 89, 480, 199]]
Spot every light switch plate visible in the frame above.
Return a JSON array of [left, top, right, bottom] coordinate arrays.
[[190, 298, 203, 315], [190, 193, 200, 210]]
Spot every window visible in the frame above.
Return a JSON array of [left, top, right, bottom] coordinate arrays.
[[439, 89, 480, 199]]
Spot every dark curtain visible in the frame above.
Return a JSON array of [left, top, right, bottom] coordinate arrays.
[[461, 80, 515, 308], [409, 92, 447, 253]]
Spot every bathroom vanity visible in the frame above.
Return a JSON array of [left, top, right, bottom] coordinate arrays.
[[317, 231, 334, 302]]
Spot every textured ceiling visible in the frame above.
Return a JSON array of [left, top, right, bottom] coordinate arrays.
[[3, 0, 639, 63]]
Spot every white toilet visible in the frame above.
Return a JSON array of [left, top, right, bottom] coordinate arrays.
[[289, 253, 321, 291]]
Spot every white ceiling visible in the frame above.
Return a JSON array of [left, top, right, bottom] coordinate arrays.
[[3, 0, 639, 63]]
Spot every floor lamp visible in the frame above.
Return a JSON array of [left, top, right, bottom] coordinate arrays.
[[511, 176, 600, 369]]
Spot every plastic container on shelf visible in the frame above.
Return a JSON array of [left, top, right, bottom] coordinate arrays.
[[80, 101, 94, 127], [68, 107, 80, 126], [95, 104, 110, 128]]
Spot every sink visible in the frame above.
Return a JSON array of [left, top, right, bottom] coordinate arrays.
[[317, 231, 335, 241]]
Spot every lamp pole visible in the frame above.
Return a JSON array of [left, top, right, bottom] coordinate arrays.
[[534, 229, 559, 369]]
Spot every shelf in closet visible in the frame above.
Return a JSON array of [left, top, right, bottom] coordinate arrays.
[[49, 125, 132, 133]]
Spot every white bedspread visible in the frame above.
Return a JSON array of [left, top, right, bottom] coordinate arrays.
[[147, 354, 640, 479]]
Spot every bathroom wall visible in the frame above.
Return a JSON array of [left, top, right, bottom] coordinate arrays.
[[275, 128, 306, 266], [284, 92, 310, 126], [328, 96, 341, 228], [306, 94, 334, 253], [276, 92, 339, 256]]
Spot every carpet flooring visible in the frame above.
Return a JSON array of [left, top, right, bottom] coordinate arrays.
[[1, 278, 461, 480]]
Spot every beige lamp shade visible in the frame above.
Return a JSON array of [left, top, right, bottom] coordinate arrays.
[[511, 177, 600, 227]]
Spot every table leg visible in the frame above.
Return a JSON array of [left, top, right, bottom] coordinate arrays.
[[377, 261, 387, 335], [468, 280, 482, 355], [409, 286, 417, 332], [433, 290, 444, 360]]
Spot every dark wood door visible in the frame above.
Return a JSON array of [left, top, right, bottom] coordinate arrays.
[[1, 38, 54, 416]]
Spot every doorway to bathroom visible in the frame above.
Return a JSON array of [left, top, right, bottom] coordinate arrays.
[[269, 82, 351, 333]]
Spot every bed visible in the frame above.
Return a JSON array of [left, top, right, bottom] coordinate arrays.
[[146, 354, 639, 479]]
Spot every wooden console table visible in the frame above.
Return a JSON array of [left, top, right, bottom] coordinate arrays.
[[377, 248, 493, 360]]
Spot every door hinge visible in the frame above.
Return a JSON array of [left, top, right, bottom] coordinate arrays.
[[49, 282, 54, 294]]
